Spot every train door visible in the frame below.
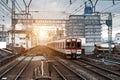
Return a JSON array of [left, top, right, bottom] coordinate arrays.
[[71, 38, 77, 58]]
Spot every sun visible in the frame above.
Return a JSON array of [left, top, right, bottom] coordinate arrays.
[[39, 30, 48, 39]]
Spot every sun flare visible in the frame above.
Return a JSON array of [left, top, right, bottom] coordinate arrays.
[[39, 30, 48, 39]]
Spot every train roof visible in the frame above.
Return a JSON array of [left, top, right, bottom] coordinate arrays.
[[47, 38, 82, 43], [95, 43, 114, 48]]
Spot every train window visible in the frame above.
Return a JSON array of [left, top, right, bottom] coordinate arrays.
[[66, 42, 70, 48], [71, 41, 76, 48], [77, 42, 81, 48]]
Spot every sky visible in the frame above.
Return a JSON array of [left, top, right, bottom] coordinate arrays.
[[0, 0, 120, 38]]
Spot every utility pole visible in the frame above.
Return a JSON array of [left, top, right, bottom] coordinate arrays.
[[11, 0, 17, 54], [88, 0, 98, 13], [23, 0, 32, 49], [70, 0, 72, 5], [113, 0, 115, 4], [11, 0, 33, 50], [2, 25, 4, 41], [23, 0, 32, 14], [106, 13, 112, 54], [0, 26, 4, 41]]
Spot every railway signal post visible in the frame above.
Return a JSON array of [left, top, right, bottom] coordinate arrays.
[[106, 13, 112, 55]]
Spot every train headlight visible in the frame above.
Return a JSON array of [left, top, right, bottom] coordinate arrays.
[[77, 50, 81, 54]]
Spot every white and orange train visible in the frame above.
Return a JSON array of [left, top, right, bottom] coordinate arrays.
[[47, 38, 84, 58]]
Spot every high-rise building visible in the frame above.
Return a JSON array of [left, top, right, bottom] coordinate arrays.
[[66, 15, 85, 38], [65, 14, 101, 44]]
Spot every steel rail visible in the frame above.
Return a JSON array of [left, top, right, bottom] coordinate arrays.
[[74, 60, 113, 80], [0, 56, 28, 79], [53, 65, 68, 80], [81, 59, 120, 77], [73, 59, 120, 80], [14, 56, 34, 80], [55, 57, 87, 80]]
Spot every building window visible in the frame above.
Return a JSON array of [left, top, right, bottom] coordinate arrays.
[[117, 38, 119, 40]]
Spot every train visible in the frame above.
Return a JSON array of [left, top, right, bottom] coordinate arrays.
[[93, 43, 120, 55], [47, 38, 84, 59]]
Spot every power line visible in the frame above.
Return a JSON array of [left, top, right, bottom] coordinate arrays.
[[15, 0, 23, 12], [100, 0, 120, 5], [71, 2, 85, 14], [1, 0, 11, 10], [0, 9, 11, 18], [100, 0, 120, 12], [71, 1, 90, 15], [63, 0, 79, 12], [0, 3, 11, 17], [0, 0, 11, 13], [108, 3, 120, 12], [70, 0, 78, 5]]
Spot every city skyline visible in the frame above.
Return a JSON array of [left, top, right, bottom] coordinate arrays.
[[0, 0, 120, 38]]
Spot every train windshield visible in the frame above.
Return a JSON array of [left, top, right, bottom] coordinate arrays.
[[71, 41, 76, 49], [66, 42, 71, 49], [77, 42, 81, 48]]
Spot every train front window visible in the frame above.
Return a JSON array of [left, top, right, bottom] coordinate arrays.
[[77, 42, 81, 48], [66, 42, 70, 48], [71, 41, 76, 48]]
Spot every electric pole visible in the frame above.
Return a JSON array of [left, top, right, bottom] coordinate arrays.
[[23, 0, 32, 49], [106, 13, 112, 54], [88, 0, 98, 13], [11, 0, 17, 54]]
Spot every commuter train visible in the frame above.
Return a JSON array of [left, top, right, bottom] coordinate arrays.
[[94, 43, 115, 55], [47, 38, 84, 58]]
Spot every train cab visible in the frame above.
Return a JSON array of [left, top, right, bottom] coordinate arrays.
[[47, 38, 83, 59], [65, 38, 82, 58]]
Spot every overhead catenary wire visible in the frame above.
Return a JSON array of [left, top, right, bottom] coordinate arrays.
[[0, 0, 12, 13], [0, 0, 22, 17], [54, 0, 72, 19], [100, 0, 120, 12], [100, 1, 120, 29], [63, 0, 79, 12], [107, 2, 120, 12], [1, 0, 11, 11], [0, 1, 11, 18], [71, 1, 90, 15], [15, 0, 22, 11], [0, 6, 10, 15], [71, 2, 86, 14], [70, 0, 78, 5], [14, 0, 23, 13]]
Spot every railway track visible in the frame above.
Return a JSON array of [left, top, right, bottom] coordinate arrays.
[[82, 56, 120, 72], [44, 46, 120, 80], [0, 56, 27, 77], [103, 58, 120, 65], [73, 59, 120, 80], [54, 57, 87, 80], [0, 55, 33, 80]]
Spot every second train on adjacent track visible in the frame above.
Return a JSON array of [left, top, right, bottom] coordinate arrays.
[[47, 38, 84, 59]]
